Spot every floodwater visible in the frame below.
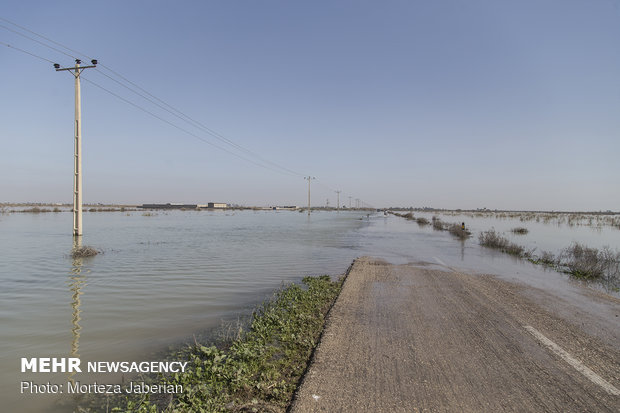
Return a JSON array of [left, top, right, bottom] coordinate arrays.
[[0, 209, 618, 412], [414, 210, 620, 255]]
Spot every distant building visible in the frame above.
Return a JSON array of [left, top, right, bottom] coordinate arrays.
[[139, 203, 197, 209], [139, 202, 228, 209], [272, 206, 298, 210]]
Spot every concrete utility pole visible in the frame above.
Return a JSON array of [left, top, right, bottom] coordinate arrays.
[[54, 59, 98, 236], [304, 176, 315, 216], [335, 190, 341, 211]]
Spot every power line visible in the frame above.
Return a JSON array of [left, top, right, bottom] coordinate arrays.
[[0, 23, 76, 60], [91, 69, 306, 177], [93, 65, 306, 177], [0, 31, 303, 178], [1, 17, 379, 207], [80, 76, 301, 176], [0, 40, 55, 63], [0, 15, 307, 178], [0, 16, 87, 59]]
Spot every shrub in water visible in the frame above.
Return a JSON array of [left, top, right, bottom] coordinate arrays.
[[71, 246, 100, 258]]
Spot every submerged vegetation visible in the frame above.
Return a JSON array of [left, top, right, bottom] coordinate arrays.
[[391, 211, 415, 220], [431, 217, 472, 240], [18, 207, 53, 213], [391, 212, 471, 240], [392, 212, 472, 239], [529, 250, 557, 266], [102, 275, 343, 412], [0, 203, 137, 213], [478, 230, 619, 288], [479, 230, 530, 257], [71, 246, 101, 258], [393, 208, 619, 288], [446, 223, 471, 240], [431, 216, 444, 231], [559, 243, 620, 281], [411, 209, 620, 230], [389, 209, 619, 289]]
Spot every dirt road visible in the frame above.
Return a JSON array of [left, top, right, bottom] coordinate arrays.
[[290, 257, 620, 412]]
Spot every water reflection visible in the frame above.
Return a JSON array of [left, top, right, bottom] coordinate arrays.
[[1, 209, 616, 412], [68, 237, 87, 383]]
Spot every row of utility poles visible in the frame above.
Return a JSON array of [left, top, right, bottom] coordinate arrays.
[[304, 179, 366, 216]]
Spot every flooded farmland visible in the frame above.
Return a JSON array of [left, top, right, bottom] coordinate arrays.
[[1, 208, 618, 412]]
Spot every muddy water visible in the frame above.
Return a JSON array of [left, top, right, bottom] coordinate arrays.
[[360, 212, 619, 294], [0, 210, 369, 412], [1, 209, 618, 412]]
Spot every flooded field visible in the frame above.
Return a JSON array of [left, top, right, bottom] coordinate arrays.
[[0, 208, 618, 412], [413, 210, 620, 255]]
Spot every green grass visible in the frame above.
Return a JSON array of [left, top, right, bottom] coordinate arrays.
[[106, 275, 343, 413]]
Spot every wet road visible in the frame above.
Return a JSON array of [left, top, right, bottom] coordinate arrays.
[[291, 257, 620, 412]]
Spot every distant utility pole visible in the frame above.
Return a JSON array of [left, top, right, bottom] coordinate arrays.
[[356, 198, 360, 208], [304, 176, 315, 216], [54, 58, 98, 237], [335, 190, 341, 211], [348, 196, 352, 208]]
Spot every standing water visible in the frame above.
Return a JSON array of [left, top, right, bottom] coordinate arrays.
[[1, 210, 369, 412], [1, 209, 618, 412]]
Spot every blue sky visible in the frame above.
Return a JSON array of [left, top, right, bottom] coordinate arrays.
[[1, 0, 619, 210]]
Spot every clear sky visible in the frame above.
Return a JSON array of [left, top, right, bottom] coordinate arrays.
[[1, 0, 619, 210]]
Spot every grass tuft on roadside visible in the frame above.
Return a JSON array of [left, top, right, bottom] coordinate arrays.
[[110, 275, 343, 413]]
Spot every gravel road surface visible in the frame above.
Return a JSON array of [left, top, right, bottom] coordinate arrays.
[[290, 257, 620, 412]]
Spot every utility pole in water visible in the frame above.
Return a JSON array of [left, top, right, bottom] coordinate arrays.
[[335, 190, 341, 211], [54, 59, 98, 237], [305, 176, 315, 216]]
